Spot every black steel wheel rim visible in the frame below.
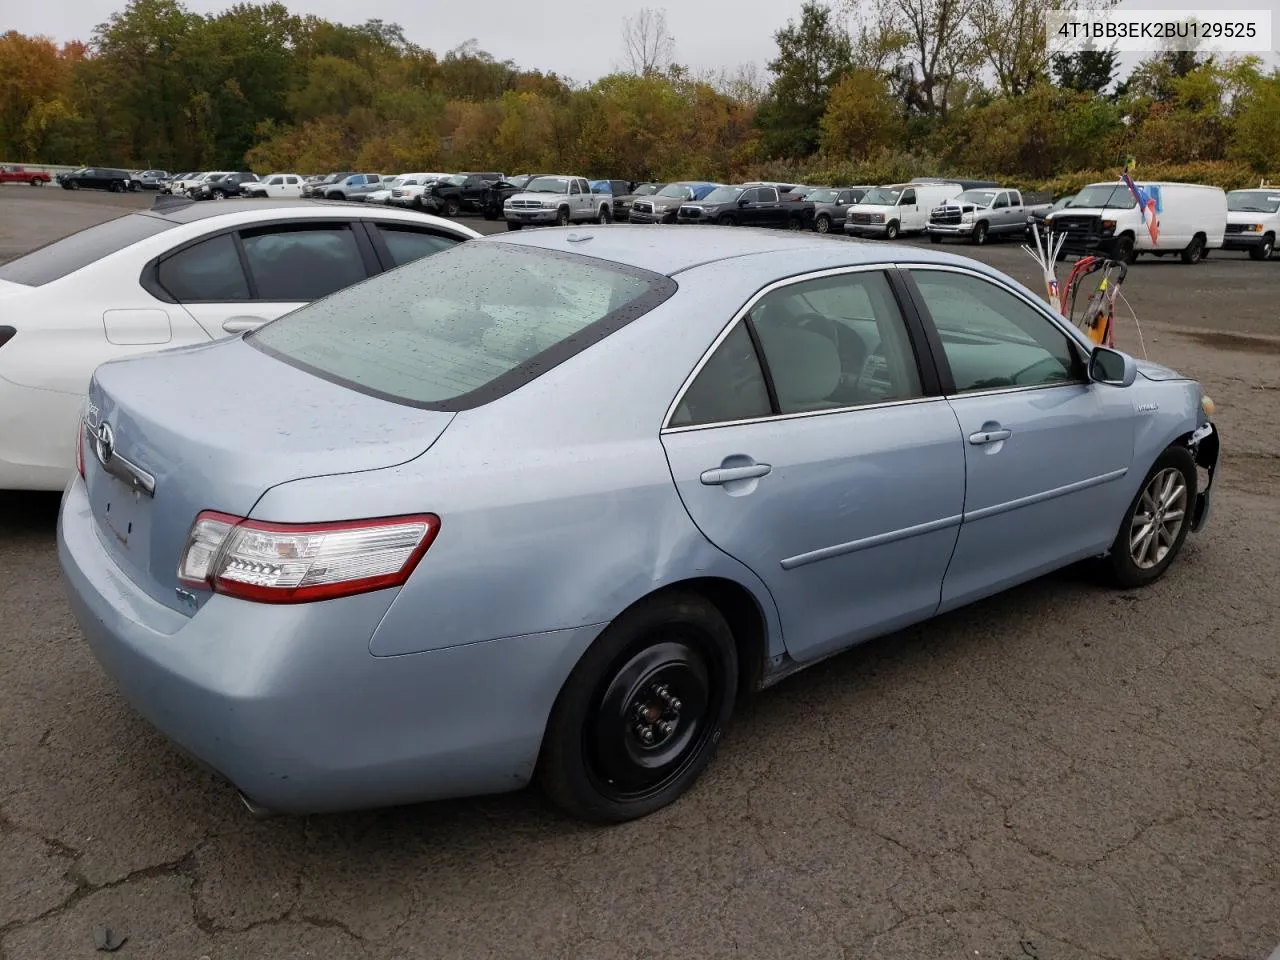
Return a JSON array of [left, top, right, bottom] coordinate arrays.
[[586, 635, 719, 802]]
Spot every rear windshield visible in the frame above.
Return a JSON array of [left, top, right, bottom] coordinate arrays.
[[248, 242, 677, 410], [0, 213, 176, 286]]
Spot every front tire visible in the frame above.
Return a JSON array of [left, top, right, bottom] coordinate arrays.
[[538, 591, 738, 823], [598, 205, 612, 224], [556, 206, 571, 227], [1250, 233, 1274, 261], [885, 220, 900, 240], [1101, 445, 1196, 589], [972, 221, 989, 245], [1115, 234, 1137, 264], [929, 233, 943, 244], [506, 221, 523, 231], [815, 214, 831, 234], [445, 199, 461, 217], [786, 215, 803, 231]]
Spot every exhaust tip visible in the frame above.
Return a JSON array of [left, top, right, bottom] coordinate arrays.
[[238, 791, 279, 820]]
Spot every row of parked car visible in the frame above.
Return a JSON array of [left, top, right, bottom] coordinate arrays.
[[47, 163, 1280, 264]]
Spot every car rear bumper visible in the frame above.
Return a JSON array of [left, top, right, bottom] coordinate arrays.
[[0, 375, 80, 491], [57, 475, 604, 814]]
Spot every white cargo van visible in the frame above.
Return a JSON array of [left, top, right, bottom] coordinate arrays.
[[1044, 180, 1227, 264], [844, 181, 963, 240], [1222, 188, 1280, 260]]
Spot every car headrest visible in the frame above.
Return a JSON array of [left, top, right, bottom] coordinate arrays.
[[756, 325, 841, 408]]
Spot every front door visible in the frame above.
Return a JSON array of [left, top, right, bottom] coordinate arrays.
[[905, 266, 1137, 610], [898, 187, 921, 230], [661, 267, 966, 663]]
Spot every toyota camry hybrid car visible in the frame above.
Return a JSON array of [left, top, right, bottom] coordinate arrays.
[[0, 198, 479, 491], [58, 226, 1219, 824]]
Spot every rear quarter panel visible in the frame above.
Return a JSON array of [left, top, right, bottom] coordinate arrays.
[[247, 258, 839, 659]]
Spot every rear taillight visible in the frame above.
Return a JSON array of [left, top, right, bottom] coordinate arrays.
[[76, 417, 85, 479], [177, 511, 439, 604]]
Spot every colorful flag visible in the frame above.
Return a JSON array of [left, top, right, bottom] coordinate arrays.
[[1120, 166, 1160, 245]]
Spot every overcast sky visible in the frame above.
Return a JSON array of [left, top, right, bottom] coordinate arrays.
[[10, 0, 1279, 85]]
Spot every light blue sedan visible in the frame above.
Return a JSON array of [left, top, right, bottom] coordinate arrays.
[[58, 226, 1220, 823]]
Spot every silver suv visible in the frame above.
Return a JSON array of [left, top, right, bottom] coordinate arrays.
[[503, 175, 613, 230]]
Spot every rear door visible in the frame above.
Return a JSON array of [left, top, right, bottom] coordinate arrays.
[[148, 220, 380, 338], [661, 266, 966, 664]]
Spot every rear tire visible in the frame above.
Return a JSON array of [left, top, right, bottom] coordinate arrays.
[[1100, 445, 1197, 589], [1180, 234, 1205, 264], [1250, 233, 1274, 261], [538, 590, 738, 823], [786, 215, 803, 231]]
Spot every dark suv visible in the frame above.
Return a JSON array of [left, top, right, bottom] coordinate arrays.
[[426, 173, 505, 217], [195, 171, 259, 200], [57, 167, 136, 193]]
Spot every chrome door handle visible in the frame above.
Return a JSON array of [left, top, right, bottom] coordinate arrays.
[[701, 463, 772, 485], [969, 429, 1012, 444]]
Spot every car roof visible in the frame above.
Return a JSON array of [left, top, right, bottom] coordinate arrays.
[[138, 197, 480, 234], [476, 223, 991, 277]]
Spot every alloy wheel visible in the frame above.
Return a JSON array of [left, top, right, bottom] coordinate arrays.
[[1129, 467, 1189, 569]]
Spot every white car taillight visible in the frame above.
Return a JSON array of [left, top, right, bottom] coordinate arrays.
[[177, 511, 439, 603]]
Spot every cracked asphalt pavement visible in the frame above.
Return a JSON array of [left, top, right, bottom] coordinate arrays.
[[2, 188, 1278, 959]]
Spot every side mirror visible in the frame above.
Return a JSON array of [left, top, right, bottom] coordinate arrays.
[[737, 196, 749, 206], [1088, 346, 1137, 387]]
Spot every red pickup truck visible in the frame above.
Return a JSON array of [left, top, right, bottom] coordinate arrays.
[[0, 164, 52, 185]]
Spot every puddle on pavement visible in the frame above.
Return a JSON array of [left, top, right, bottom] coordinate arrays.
[[1184, 331, 1280, 355]]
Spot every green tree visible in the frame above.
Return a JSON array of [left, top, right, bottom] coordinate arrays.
[[818, 68, 898, 159], [1051, 47, 1118, 95], [757, 2, 853, 158], [1230, 73, 1280, 170]]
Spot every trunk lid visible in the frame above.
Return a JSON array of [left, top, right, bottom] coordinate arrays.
[[83, 336, 455, 614]]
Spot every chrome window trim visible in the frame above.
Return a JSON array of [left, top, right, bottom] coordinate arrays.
[[660, 263, 925, 432]]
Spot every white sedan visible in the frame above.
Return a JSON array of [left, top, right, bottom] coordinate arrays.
[[0, 197, 480, 491]]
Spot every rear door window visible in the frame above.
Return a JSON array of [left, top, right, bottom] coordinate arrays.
[[375, 225, 464, 267], [155, 232, 251, 301], [239, 224, 368, 300], [0, 213, 176, 287], [249, 242, 675, 410]]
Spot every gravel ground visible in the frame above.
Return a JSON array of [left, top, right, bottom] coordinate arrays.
[[2, 186, 1278, 960]]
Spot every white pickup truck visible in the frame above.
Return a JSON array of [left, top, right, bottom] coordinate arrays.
[[927, 187, 1053, 245], [503, 175, 613, 229]]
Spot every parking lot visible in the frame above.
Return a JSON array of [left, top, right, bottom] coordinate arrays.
[[2, 187, 1278, 960]]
